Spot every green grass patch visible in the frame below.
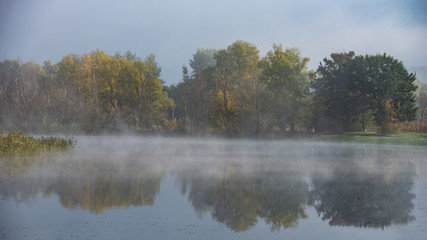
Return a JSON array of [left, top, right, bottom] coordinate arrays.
[[312, 132, 427, 146], [0, 131, 76, 156]]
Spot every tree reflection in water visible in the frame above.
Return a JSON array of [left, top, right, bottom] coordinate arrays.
[[309, 149, 416, 229], [176, 164, 309, 232], [0, 153, 60, 201], [0, 154, 166, 214], [0, 153, 57, 177], [0, 140, 419, 231], [44, 159, 164, 214], [176, 146, 417, 232]]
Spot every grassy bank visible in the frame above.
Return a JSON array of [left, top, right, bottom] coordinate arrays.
[[0, 131, 75, 156], [312, 132, 427, 146]]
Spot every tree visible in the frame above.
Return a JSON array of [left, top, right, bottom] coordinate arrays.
[[348, 54, 418, 133], [208, 41, 261, 136], [88, 50, 122, 128], [311, 51, 356, 132], [211, 49, 239, 135], [136, 54, 175, 130], [312, 52, 418, 133], [58, 54, 86, 129], [227, 41, 261, 135], [260, 44, 310, 132], [0, 60, 48, 130], [173, 49, 217, 133], [189, 48, 217, 77]]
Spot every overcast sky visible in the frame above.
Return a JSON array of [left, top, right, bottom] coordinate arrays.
[[1, 0, 426, 85]]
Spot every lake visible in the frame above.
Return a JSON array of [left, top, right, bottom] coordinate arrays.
[[1, 136, 426, 240]]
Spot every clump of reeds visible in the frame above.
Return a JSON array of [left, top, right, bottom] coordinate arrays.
[[0, 131, 75, 155]]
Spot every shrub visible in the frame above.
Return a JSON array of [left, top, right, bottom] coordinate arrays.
[[402, 122, 427, 133], [0, 131, 75, 155]]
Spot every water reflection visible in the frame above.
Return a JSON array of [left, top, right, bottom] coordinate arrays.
[[0, 153, 60, 201], [0, 152, 166, 214], [45, 159, 164, 214], [309, 150, 416, 229], [176, 164, 309, 232], [174, 143, 418, 231], [0, 153, 56, 177], [0, 139, 420, 232]]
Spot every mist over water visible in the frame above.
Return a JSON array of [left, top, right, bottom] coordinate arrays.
[[1, 136, 427, 239]]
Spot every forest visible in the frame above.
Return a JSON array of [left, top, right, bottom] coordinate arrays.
[[1, 40, 426, 136]]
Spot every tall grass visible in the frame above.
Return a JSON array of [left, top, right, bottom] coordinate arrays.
[[0, 131, 75, 156]]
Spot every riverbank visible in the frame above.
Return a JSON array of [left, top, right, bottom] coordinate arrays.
[[311, 132, 427, 146]]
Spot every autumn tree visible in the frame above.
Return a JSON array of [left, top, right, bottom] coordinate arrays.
[[210, 49, 238, 134], [227, 41, 261, 135], [0, 50, 174, 133], [57, 54, 87, 130], [260, 45, 310, 132]]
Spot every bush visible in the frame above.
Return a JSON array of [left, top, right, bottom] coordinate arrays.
[[0, 131, 75, 155], [402, 122, 427, 133]]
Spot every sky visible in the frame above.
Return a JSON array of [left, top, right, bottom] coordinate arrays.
[[0, 0, 426, 85]]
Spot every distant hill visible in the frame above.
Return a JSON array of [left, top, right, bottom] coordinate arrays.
[[409, 66, 427, 84]]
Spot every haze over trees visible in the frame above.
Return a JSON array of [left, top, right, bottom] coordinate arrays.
[[167, 41, 313, 136], [0, 40, 423, 135], [0, 50, 175, 133]]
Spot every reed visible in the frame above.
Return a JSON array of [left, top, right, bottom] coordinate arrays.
[[0, 131, 75, 155]]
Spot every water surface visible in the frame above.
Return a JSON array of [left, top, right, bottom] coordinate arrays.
[[1, 136, 426, 239]]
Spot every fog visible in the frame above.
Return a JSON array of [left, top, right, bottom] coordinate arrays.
[[2, 136, 426, 206], [3, 135, 427, 183], [1, 136, 427, 239], [1, 0, 427, 238]]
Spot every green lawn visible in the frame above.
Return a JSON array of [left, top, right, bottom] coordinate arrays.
[[312, 132, 427, 146]]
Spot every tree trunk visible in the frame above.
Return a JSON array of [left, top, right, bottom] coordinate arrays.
[[362, 113, 366, 132]]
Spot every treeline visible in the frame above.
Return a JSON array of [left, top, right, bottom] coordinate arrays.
[[166, 42, 311, 136], [0, 50, 174, 133], [0, 40, 425, 135], [168, 41, 422, 135]]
